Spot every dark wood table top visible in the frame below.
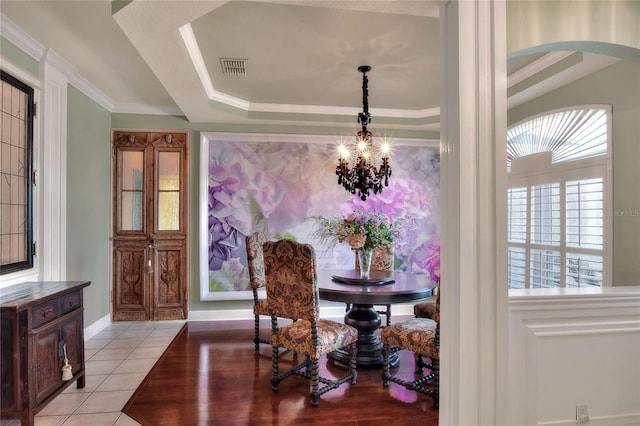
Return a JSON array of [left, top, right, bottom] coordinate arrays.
[[318, 269, 436, 305], [0, 281, 91, 310]]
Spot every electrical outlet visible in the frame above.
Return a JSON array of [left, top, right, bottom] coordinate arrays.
[[576, 403, 589, 424]]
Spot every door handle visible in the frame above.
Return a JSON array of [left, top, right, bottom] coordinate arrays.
[[146, 240, 154, 273]]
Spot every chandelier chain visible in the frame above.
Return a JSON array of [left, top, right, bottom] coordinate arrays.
[[358, 71, 371, 127]]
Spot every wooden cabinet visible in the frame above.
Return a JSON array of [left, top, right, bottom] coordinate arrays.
[[0, 281, 90, 426]]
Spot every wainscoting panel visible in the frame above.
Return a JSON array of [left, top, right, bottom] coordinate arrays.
[[508, 287, 640, 426]]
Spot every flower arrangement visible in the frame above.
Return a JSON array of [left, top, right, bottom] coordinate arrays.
[[314, 210, 399, 251]]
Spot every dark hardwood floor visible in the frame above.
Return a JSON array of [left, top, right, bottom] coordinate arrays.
[[123, 319, 438, 426]]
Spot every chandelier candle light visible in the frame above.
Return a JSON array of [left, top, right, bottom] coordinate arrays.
[[336, 65, 392, 201]]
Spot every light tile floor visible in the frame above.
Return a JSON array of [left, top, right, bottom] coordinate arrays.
[[1, 321, 186, 426]]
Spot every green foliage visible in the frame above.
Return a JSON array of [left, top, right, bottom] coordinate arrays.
[[313, 210, 399, 251]]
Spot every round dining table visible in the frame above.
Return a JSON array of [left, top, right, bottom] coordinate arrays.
[[317, 269, 436, 369]]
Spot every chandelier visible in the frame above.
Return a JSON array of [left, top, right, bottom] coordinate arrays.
[[336, 65, 391, 201]]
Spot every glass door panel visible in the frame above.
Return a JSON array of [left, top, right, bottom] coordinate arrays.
[[121, 151, 144, 231], [157, 151, 180, 231]]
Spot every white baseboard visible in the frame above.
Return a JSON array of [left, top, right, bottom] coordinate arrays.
[[84, 313, 111, 340], [82, 304, 420, 337], [539, 413, 640, 425], [188, 303, 417, 321]]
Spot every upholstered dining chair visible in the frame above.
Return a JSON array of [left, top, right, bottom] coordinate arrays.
[[263, 238, 358, 406], [349, 245, 394, 326], [413, 284, 440, 369], [245, 231, 270, 351], [380, 314, 440, 408], [414, 285, 440, 321]]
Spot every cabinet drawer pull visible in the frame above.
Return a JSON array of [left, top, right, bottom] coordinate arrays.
[[33, 303, 58, 327], [61, 291, 81, 313]]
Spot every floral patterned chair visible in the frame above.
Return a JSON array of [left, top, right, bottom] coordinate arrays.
[[380, 289, 440, 408], [414, 285, 439, 320], [263, 239, 358, 406], [245, 231, 270, 351], [413, 283, 440, 370], [350, 245, 394, 326]]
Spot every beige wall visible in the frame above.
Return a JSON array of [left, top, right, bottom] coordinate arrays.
[[507, 0, 640, 57]]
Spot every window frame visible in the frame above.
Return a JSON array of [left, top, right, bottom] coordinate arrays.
[[507, 105, 612, 289], [1, 70, 35, 275]]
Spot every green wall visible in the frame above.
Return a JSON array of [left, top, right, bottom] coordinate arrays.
[[0, 36, 39, 77], [66, 58, 640, 328], [66, 86, 113, 324], [508, 60, 640, 286], [5, 18, 637, 329], [109, 115, 425, 313]]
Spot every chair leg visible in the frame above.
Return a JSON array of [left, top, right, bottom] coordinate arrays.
[[416, 353, 427, 374], [270, 316, 280, 392], [381, 343, 391, 387], [310, 358, 320, 407], [254, 314, 261, 352], [376, 305, 391, 328], [349, 342, 358, 385], [432, 357, 440, 408], [271, 343, 280, 391], [385, 304, 391, 327]]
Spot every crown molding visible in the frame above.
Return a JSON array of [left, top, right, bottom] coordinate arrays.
[[507, 51, 576, 88], [2, 15, 115, 111]]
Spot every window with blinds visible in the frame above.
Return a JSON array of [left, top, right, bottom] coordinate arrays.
[[507, 107, 610, 289]]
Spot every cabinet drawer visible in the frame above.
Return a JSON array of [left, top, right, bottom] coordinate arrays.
[[32, 299, 59, 328], [60, 290, 82, 314]]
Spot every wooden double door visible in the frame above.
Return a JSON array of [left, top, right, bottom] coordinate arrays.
[[112, 130, 188, 321]]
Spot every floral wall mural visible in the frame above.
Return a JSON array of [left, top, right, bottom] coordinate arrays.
[[203, 134, 439, 299]]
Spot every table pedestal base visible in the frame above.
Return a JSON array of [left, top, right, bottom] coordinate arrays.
[[328, 303, 398, 369]]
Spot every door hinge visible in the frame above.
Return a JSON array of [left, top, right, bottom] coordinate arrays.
[[32, 241, 37, 257], [32, 170, 37, 186], [33, 102, 37, 118]]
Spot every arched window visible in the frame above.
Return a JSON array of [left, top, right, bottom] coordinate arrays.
[[507, 106, 611, 289]]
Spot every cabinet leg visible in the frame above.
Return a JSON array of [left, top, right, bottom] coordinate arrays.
[[77, 373, 86, 389], [20, 409, 34, 426]]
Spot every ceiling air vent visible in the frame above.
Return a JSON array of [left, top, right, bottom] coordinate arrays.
[[220, 58, 247, 75]]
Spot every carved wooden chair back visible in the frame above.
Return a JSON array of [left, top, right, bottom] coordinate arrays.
[[245, 231, 269, 351], [262, 238, 358, 406], [263, 238, 319, 322]]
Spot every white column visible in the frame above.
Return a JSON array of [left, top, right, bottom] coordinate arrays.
[[439, 1, 509, 425], [39, 49, 69, 281]]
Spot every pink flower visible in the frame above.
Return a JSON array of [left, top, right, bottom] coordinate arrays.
[[346, 211, 358, 221]]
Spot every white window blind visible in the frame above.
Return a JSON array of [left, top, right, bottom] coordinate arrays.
[[507, 178, 604, 288], [530, 183, 561, 246], [507, 106, 610, 289], [566, 178, 603, 250]]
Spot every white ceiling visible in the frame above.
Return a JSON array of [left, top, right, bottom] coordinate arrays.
[[0, 0, 619, 133]]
